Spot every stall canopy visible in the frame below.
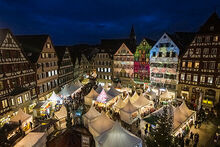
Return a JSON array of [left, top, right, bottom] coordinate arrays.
[[120, 99, 138, 124], [96, 121, 142, 147], [130, 92, 139, 103], [15, 132, 46, 147], [133, 93, 154, 108], [59, 85, 71, 97], [55, 105, 67, 120], [96, 85, 103, 94], [48, 91, 62, 104], [145, 89, 156, 100], [68, 82, 81, 94], [160, 90, 174, 101], [116, 82, 122, 89], [83, 106, 101, 122], [114, 97, 127, 109], [84, 88, 99, 105], [107, 86, 121, 97], [89, 112, 114, 137], [96, 89, 113, 104], [10, 109, 32, 123]]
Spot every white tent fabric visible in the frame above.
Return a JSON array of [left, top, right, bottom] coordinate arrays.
[[144, 90, 156, 100], [15, 132, 46, 147], [83, 106, 101, 127], [10, 109, 32, 123], [54, 105, 67, 120], [84, 88, 99, 105], [130, 92, 139, 103], [89, 112, 115, 137], [120, 99, 138, 124], [68, 82, 81, 94], [59, 85, 71, 97], [96, 121, 142, 147], [133, 93, 154, 108], [96, 89, 113, 104], [107, 86, 121, 97], [160, 90, 174, 101], [179, 101, 195, 117], [114, 97, 127, 110], [48, 91, 63, 104]]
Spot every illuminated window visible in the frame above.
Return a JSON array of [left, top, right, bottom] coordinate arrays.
[[200, 75, 206, 83], [180, 74, 185, 80], [194, 62, 199, 68], [55, 70, 57, 75], [187, 62, 192, 68], [24, 93, 29, 101], [48, 71, 51, 77], [46, 43, 51, 48], [104, 68, 107, 72], [0, 81, 4, 90], [2, 99, 8, 109], [207, 77, 213, 84], [108, 68, 111, 72], [182, 62, 186, 67], [193, 75, 198, 82], [186, 74, 191, 81], [203, 48, 209, 55], [11, 99, 14, 106], [17, 96, 22, 104], [213, 36, 218, 42]]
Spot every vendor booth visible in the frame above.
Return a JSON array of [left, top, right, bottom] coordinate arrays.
[[113, 96, 128, 111], [88, 112, 114, 137], [95, 85, 103, 94], [144, 89, 157, 100], [68, 81, 82, 94], [48, 91, 63, 109], [119, 99, 139, 124], [83, 106, 101, 128], [107, 86, 121, 97], [10, 109, 33, 132], [84, 88, 99, 105], [130, 92, 139, 104], [59, 85, 72, 98], [159, 90, 175, 102], [133, 93, 154, 114], [54, 105, 67, 129], [94, 89, 117, 107], [14, 132, 46, 147], [96, 121, 142, 147]]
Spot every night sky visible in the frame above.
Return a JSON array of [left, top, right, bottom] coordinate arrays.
[[0, 0, 220, 45]]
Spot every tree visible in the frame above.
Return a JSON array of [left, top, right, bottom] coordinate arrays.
[[145, 105, 174, 147]]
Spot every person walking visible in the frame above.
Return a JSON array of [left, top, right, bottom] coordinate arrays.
[[190, 132, 194, 141], [194, 120, 197, 129]]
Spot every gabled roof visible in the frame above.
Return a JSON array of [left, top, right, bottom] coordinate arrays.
[[0, 29, 10, 46], [198, 12, 220, 33], [16, 35, 49, 63], [143, 37, 156, 46], [54, 46, 67, 62]]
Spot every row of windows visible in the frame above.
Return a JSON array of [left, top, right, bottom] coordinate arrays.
[[37, 70, 58, 80], [96, 61, 111, 66], [187, 48, 217, 56], [41, 52, 57, 58], [114, 56, 133, 61], [97, 54, 109, 58], [97, 68, 111, 72], [39, 79, 58, 94], [0, 50, 20, 59], [180, 74, 215, 84], [59, 67, 73, 75], [151, 82, 176, 89], [195, 35, 219, 43], [97, 74, 111, 80], [61, 60, 72, 67], [41, 61, 57, 68], [151, 63, 177, 68], [151, 73, 177, 80], [0, 63, 32, 74], [182, 61, 219, 70], [152, 52, 176, 57]]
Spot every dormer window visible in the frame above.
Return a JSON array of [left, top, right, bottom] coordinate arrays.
[[210, 26, 214, 31], [46, 43, 51, 48]]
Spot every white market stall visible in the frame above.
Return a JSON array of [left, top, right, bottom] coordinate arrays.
[[94, 89, 117, 107], [59, 85, 72, 98], [48, 91, 63, 109], [10, 109, 33, 132], [133, 93, 154, 114], [119, 99, 139, 124], [144, 89, 157, 100], [130, 92, 139, 104], [83, 106, 101, 127], [113, 97, 128, 111], [14, 132, 46, 147], [84, 88, 99, 105], [160, 90, 175, 102], [96, 121, 142, 147], [54, 105, 67, 129], [88, 112, 115, 137]]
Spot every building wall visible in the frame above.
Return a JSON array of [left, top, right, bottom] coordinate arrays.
[[150, 33, 179, 92], [113, 43, 134, 87], [94, 52, 113, 86], [0, 30, 37, 125], [134, 39, 152, 86], [36, 37, 58, 100], [58, 48, 74, 87]]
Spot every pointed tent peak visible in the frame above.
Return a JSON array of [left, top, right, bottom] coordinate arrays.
[[96, 89, 112, 103], [121, 98, 138, 113], [84, 105, 101, 119]]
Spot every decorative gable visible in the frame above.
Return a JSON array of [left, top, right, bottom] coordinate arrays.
[[1, 33, 19, 48], [114, 43, 133, 56]]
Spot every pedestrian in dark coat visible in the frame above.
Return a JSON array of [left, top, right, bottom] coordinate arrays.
[[190, 132, 194, 141]]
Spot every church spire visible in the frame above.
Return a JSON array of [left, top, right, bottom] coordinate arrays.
[[130, 24, 136, 40]]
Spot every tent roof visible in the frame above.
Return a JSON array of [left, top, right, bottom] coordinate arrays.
[[83, 106, 101, 120], [69, 82, 81, 93], [120, 99, 138, 114], [130, 92, 139, 103], [107, 86, 121, 97], [48, 91, 62, 102], [15, 132, 46, 147], [114, 97, 127, 109], [96, 121, 142, 147], [133, 93, 153, 108], [55, 105, 67, 119], [85, 88, 99, 99], [116, 82, 122, 88], [59, 85, 71, 97], [10, 109, 31, 123], [96, 85, 103, 94], [179, 101, 195, 117], [89, 113, 114, 136], [96, 89, 114, 104], [160, 90, 173, 99]]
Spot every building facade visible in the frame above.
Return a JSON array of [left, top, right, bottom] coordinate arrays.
[[17, 35, 59, 101], [178, 13, 220, 108], [134, 38, 155, 89], [0, 29, 37, 126], [150, 33, 180, 93], [113, 43, 134, 87], [55, 46, 74, 88]]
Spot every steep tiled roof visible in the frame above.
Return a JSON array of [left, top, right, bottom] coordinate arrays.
[[16, 35, 48, 63]]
